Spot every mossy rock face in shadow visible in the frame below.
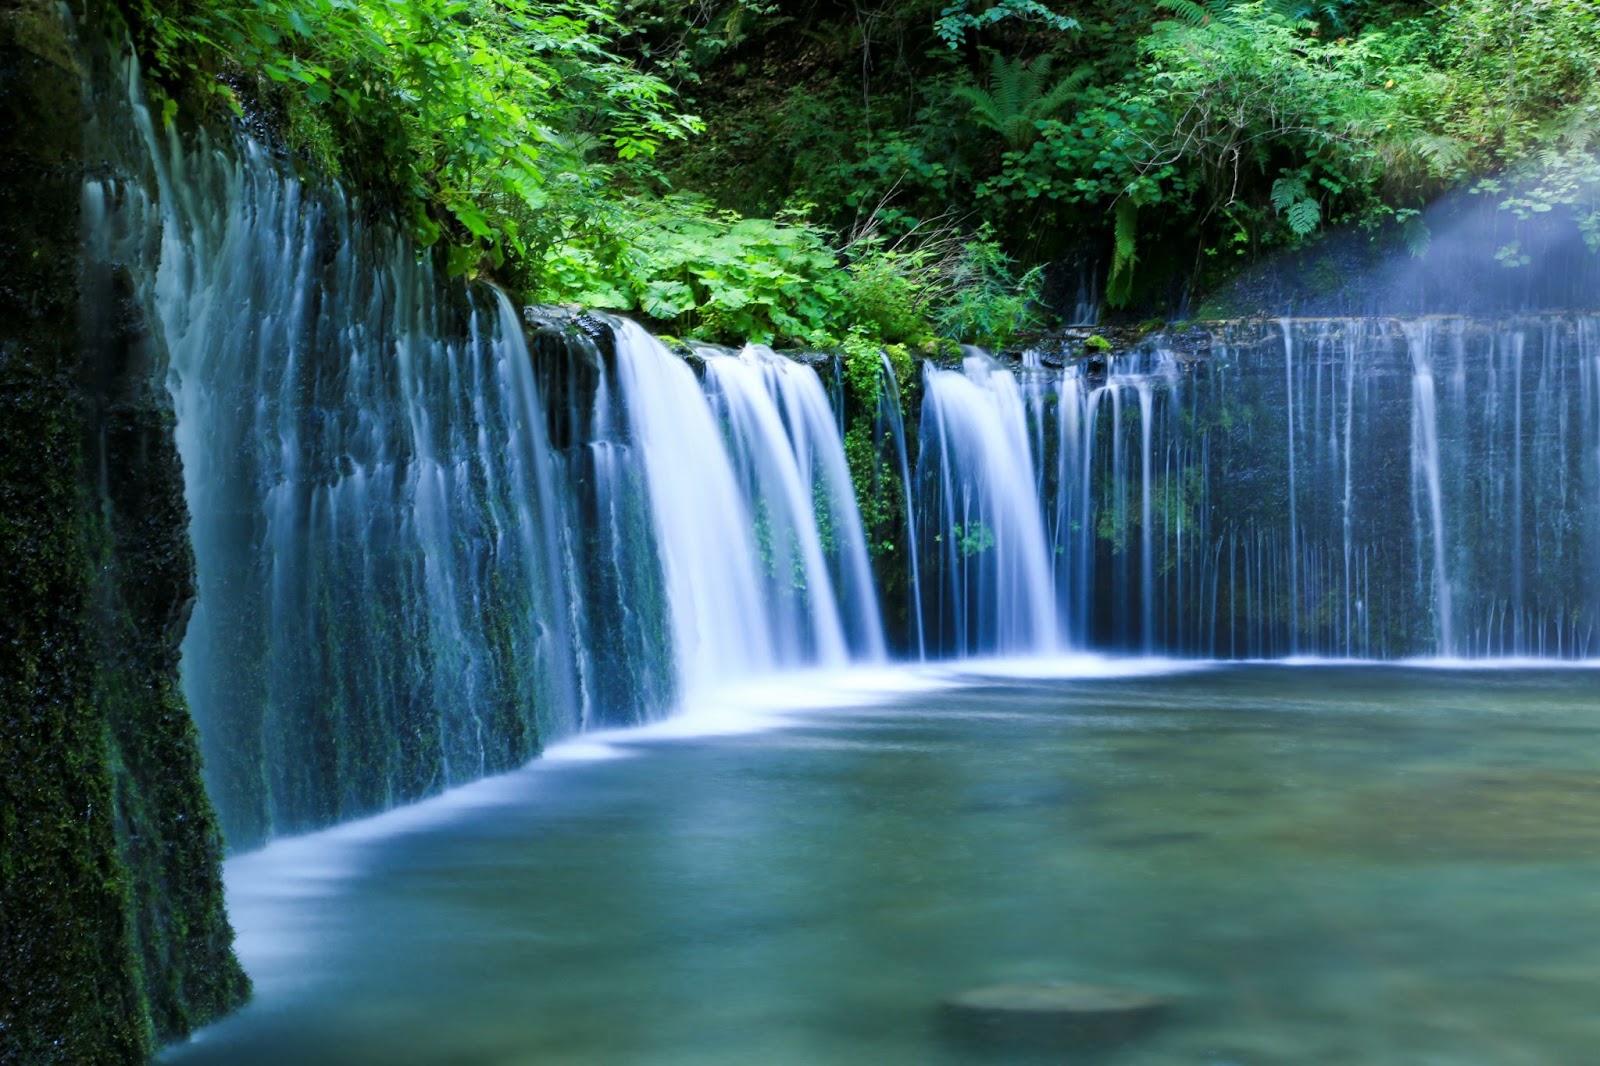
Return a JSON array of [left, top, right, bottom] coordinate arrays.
[[1277, 769, 1600, 862], [0, 2, 248, 1058]]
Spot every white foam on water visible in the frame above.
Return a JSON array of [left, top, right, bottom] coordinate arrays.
[[929, 654, 1215, 680], [1256, 655, 1600, 670], [1400, 655, 1600, 670], [220, 768, 547, 998]]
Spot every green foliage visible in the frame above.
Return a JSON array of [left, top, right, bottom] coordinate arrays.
[[134, 0, 699, 271], [651, 0, 1600, 317], [970, 0, 1449, 300], [952, 54, 1090, 151], [525, 191, 1041, 346], [1107, 199, 1140, 307], [839, 240, 938, 346], [528, 195, 845, 344], [614, 0, 786, 83], [933, 234, 1045, 345], [1153, 0, 1228, 28], [841, 331, 890, 406], [934, 0, 1079, 49], [1157, 0, 1351, 31], [1433, 0, 1600, 253], [844, 430, 902, 557], [949, 520, 996, 557], [839, 331, 913, 559], [1271, 173, 1323, 236], [139, 0, 1600, 326]]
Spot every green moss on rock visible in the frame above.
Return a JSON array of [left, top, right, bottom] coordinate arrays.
[[0, 2, 249, 1059]]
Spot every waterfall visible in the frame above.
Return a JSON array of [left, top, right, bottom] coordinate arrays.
[[136, 125, 608, 845], [1281, 321, 1302, 654], [605, 321, 777, 694], [89, 43, 1600, 860], [1049, 346, 1186, 651], [878, 353, 926, 659], [917, 351, 1060, 656], [1585, 319, 1600, 612], [1403, 320, 1456, 655], [998, 318, 1600, 658], [702, 344, 885, 666], [906, 319, 1600, 659], [108, 92, 887, 847], [606, 323, 890, 693]]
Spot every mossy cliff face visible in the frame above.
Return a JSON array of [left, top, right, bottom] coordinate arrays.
[[837, 340, 920, 654], [0, 2, 248, 1060]]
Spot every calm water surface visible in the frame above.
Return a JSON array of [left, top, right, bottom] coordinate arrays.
[[166, 664, 1600, 1065]]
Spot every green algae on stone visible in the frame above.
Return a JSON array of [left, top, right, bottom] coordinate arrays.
[[1277, 768, 1600, 862]]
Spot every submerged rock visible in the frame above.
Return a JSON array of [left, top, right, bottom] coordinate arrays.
[[1277, 767, 1600, 862], [938, 981, 1171, 1049]]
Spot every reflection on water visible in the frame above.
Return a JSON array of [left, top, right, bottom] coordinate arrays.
[[166, 665, 1600, 1065]]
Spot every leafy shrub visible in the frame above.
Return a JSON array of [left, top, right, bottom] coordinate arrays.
[[934, 0, 1078, 49], [133, 0, 699, 271], [933, 235, 1045, 347], [526, 194, 846, 344]]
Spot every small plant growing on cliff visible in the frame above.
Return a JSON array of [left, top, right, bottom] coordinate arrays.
[[932, 233, 1044, 347], [937, 520, 996, 558], [838, 330, 908, 558]]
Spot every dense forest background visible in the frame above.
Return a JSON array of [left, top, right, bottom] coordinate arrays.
[[130, 0, 1600, 344]]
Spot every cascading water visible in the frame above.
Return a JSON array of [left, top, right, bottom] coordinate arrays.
[[1032, 317, 1600, 658], [90, 40, 1600, 863], [1403, 320, 1456, 655], [606, 320, 892, 693], [701, 345, 885, 666], [1585, 318, 1600, 598], [54, 34, 1600, 1066], [1046, 345, 1191, 652], [877, 353, 926, 659], [1281, 321, 1302, 653], [917, 350, 1060, 657], [128, 119, 610, 847], [107, 79, 888, 848], [604, 321, 777, 691]]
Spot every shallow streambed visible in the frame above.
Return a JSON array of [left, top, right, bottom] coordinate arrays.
[[166, 664, 1600, 1065]]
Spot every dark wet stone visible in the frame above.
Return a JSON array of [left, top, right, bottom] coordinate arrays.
[[939, 981, 1171, 1049], [1101, 830, 1208, 849]]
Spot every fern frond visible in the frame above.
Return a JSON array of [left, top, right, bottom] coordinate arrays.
[[1270, 174, 1320, 236], [1555, 96, 1600, 153], [1031, 64, 1092, 121], [1415, 134, 1468, 175], [951, 82, 1004, 134], [1265, 0, 1348, 31], [1286, 198, 1320, 235], [1270, 176, 1308, 213], [992, 55, 1029, 135], [1154, 0, 1214, 27], [959, 54, 1086, 150], [1403, 215, 1432, 258], [1107, 199, 1139, 307]]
